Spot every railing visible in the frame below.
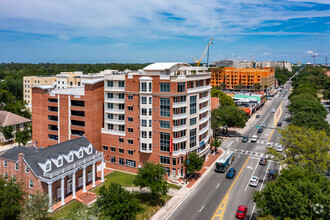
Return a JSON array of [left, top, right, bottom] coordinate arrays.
[[172, 102, 188, 108], [199, 106, 209, 114], [105, 87, 125, 91], [172, 149, 187, 157], [106, 108, 125, 114], [44, 153, 103, 179], [172, 136, 187, 144], [187, 85, 211, 93], [199, 116, 209, 125], [105, 98, 125, 103], [172, 113, 187, 120], [172, 125, 187, 132], [140, 148, 152, 153], [199, 96, 209, 103], [105, 118, 125, 124], [101, 128, 125, 136], [199, 125, 209, 135]]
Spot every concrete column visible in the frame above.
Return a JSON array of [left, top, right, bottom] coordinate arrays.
[[83, 167, 86, 192], [101, 158, 105, 182], [92, 163, 96, 187], [72, 172, 76, 199], [48, 182, 52, 212], [61, 177, 65, 205]]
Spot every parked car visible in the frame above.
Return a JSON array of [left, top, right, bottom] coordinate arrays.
[[249, 176, 259, 187], [242, 136, 249, 142], [236, 205, 248, 219], [259, 157, 267, 165], [276, 145, 283, 152], [277, 122, 282, 126], [261, 122, 267, 127], [251, 135, 258, 142], [266, 142, 273, 148], [271, 108, 276, 113], [257, 128, 263, 133], [268, 169, 278, 180], [256, 115, 260, 118], [226, 168, 236, 179]]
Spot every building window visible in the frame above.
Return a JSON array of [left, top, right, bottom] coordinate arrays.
[[142, 119, 147, 127], [149, 108, 152, 116], [190, 129, 197, 148], [119, 115, 125, 121], [111, 147, 116, 152], [149, 97, 152, 104], [141, 97, 147, 104], [177, 82, 186, 92], [119, 158, 124, 165], [3, 160, 7, 167], [119, 149, 124, 154], [108, 124, 114, 130], [160, 98, 170, 117], [12, 175, 16, 182], [119, 138, 124, 143], [118, 93, 125, 99], [172, 158, 176, 166], [111, 157, 116, 163], [25, 165, 29, 173], [107, 103, 114, 109], [126, 160, 136, 167], [128, 106, 133, 111], [69, 154, 73, 162], [141, 82, 147, 92], [88, 146, 92, 154], [128, 95, 133, 100], [107, 93, 113, 99], [128, 150, 133, 155], [149, 120, 152, 127], [142, 108, 147, 115], [29, 180, 33, 188], [141, 143, 147, 151], [160, 121, 170, 129], [160, 132, 170, 152], [190, 96, 197, 114], [149, 131, 152, 138], [190, 117, 197, 126], [79, 150, 83, 158], [119, 125, 125, 131], [128, 117, 133, 122], [149, 82, 152, 92], [15, 162, 19, 170], [4, 172, 8, 180], [141, 131, 147, 138], [128, 139, 133, 145], [46, 163, 51, 171], [160, 83, 170, 92], [119, 81, 125, 87], [58, 158, 63, 166], [160, 156, 170, 165], [128, 128, 133, 133]]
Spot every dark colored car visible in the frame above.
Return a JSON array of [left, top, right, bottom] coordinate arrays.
[[257, 128, 263, 133], [256, 115, 260, 118], [236, 205, 248, 219], [242, 136, 248, 142], [259, 157, 267, 165], [226, 168, 236, 179], [277, 122, 282, 126], [268, 169, 279, 180]]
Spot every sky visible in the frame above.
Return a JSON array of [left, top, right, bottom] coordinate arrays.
[[0, 0, 329, 64]]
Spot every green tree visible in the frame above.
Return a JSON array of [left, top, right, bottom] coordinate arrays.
[[211, 88, 235, 107], [21, 191, 50, 220], [211, 108, 222, 138], [0, 175, 26, 219], [291, 111, 329, 132], [2, 125, 14, 141], [133, 162, 168, 198], [184, 152, 204, 175], [211, 137, 221, 154], [216, 105, 248, 132], [94, 183, 144, 220], [15, 127, 31, 146], [288, 93, 327, 118], [277, 125, 330, 172], [253, 166, 329, 219], [67, 202, 96, 220]]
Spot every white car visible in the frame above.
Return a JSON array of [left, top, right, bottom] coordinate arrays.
[[251, 135, 258, 142], [249, 176, 259, 187], [266, 142, 273, 148], [261, 122, 267, 127], [271, 108, 276, 113], [276, 145, 283, 152]]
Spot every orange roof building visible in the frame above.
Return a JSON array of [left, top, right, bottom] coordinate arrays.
[[211, 97, 220, 110], [210, 67, 275, 93]]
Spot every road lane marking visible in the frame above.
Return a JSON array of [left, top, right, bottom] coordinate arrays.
[[216, 183, 220, 189], [199, 205, 205, 212], [245, 160, 259, 191], [249, 205, 256, 220], [210, 158, 250, 220], [237, 155, 240, 159], [268, 102, 283, 141]]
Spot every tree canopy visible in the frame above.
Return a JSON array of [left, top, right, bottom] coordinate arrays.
[[212, 105, 248, 129], [211, 88, 236, 107], [275, 67, 294, 85], [94, 183, 144, 220], [133, 162, 168, 198], [184, 152, 204, 174], [21, 191, 50, 220]]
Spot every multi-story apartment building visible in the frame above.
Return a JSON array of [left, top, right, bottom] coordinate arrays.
[[24, 72, 104, 112], [32, 78, 104, 151], [210, 67, 275, 93], [101, 63, 212, 179]]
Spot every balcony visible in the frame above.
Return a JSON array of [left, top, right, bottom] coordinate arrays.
[[199, 116, 209, 125], [172, 124, 187, 132], [172, 136, 187, 144], [105, 87, 125, 92], [187, 85, 211, 93], [140, 148, 152, 153], [105, 98, 125, 104], [105, 118, 125, 125], [172, 113, 187, 120], [172, 102, 188, 108], [106, 108, 125, 114], [199, 96, 209, 103], [101, 128, 125, 136], [199, 106, 209, 114], [199, 125, 209, 135], [172, 149, 187, 157]]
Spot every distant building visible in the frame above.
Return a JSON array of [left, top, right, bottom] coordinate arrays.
[[210, 67, 275, 93], [297, 61, 301, 66], [0, 137, 104, 211], [0, 111, 31, 143], [214, 60, 234, 67]]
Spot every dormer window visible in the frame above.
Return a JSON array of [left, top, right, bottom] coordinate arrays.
[[45, 163, 51, 171], [88, 146, 92, 154], [78, 150, 83, 158], [58, 158, 63, 166], [68, 154, 73, 162]]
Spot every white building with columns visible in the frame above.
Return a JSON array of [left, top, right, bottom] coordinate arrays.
[[0, 137, 104, 211]]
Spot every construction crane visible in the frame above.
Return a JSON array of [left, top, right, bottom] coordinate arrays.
[[193, 38, 213, 67], [311, 53, 320, 65]]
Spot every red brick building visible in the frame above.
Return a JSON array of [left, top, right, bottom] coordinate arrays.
[[32, 79, 104, 151], [0, 137, 104, 211], [102, 63, 212, 179]]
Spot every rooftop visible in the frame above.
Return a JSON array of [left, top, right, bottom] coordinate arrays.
[[0, 111, 31, 128]]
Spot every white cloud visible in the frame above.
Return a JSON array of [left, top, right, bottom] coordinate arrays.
[[263, 53, 271, 55], [0, 0, 329, 41], [307, 51, 314, 54]]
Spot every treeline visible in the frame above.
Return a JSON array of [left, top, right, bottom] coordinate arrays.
[[0, 63, 149, 100], [274, 67, 294, 85], [288, 66, 330, 132]]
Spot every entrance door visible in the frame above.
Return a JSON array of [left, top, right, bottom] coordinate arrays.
[[172, 168, 176, 178], [57, 187, 61, 199], [78, 176, 83, 187], [87, 172, 92, 182], [67, 179, 72, 194]]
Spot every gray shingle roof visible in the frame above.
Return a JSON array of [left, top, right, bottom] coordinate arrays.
[[0, 146, 37, 161]]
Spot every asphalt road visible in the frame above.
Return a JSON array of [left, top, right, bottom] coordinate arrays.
[[167, 83, 292, 220]]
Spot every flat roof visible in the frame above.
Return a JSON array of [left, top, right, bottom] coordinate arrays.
[[143, 62, 190, 71]]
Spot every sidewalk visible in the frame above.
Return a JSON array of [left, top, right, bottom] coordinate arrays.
[[152, 151, 222, 220]]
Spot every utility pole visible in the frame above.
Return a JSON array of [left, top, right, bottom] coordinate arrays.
[[311, 53, 319, 65]]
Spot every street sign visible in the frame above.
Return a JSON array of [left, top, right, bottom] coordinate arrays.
[[256, 126, 261, 128]]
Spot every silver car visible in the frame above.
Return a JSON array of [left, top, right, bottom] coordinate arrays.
[[249, 176, 259, 187]]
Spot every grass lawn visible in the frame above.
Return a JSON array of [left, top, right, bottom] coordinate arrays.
[[49, 200, 85, 219], [136, 194, 172, 220]]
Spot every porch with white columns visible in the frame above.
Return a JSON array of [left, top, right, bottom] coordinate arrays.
[[101, 158, 104, 182], [72, 172, 76, 199], [82, 167, 86, 192], [61, 177, 65, 205], [48, 182, 53, 212], [92, 162, 96, 187]]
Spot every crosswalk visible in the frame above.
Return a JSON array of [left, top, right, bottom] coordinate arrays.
[[233, 138, 282, 146], [224, 147, 275, 159]]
